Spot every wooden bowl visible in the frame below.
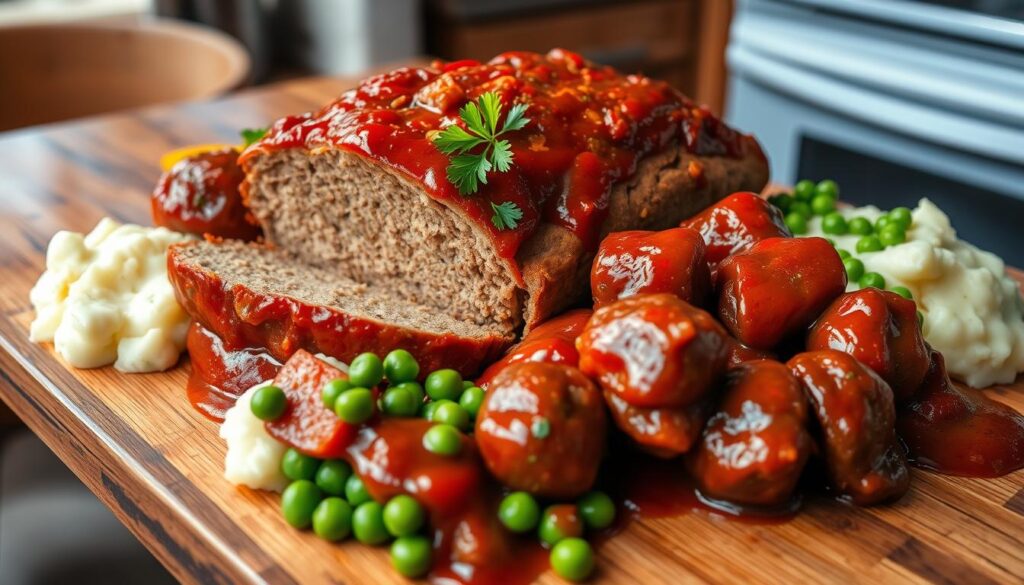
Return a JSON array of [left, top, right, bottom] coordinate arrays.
[[0, 19, 251, 131]]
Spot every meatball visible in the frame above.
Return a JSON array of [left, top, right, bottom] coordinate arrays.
[[726, 337, 775, 367], [688, 360, 812, 508], [717, 237, 847, 350], [475, 309, 591, 389], [679, 191, 790, 275], [788, 350, 909, 505], [475, 362, 606, 498], [591, 227, 711, 309], [577, 294, 730, 409], [604, 391, 710, 458], [807, 288, 929, 403], [151, 148, 261, 241]]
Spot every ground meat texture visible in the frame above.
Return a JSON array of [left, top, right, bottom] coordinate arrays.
[[591, 227, 711, 309], [688, 360, 812, 508], [788, 350, 910, 506], [577, 293, 730, 409], [679, 191, 790, 276], [604, 391, 711, 458], [151, 149, 261, 241], [167, 240, 511, 377], [475, 362, 606, 498], [807, 288, 929, 403], [717, 237, 847, 350]]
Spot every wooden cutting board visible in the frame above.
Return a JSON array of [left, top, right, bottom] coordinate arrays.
[[0, 71, 1021, 585]]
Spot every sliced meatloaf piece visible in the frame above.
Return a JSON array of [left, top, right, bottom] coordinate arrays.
[[168, 240, 512, 376], [241, 50, 769, 336]]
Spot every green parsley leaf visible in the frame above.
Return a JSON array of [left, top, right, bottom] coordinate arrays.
[[429, 91, 531, 206], [240, 127, 268, 146], [490, 201, 523, 230]]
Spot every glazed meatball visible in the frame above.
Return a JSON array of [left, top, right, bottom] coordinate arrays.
[[688, 360, 812, 508], [679, 191, 790, 275], [788, 350, 909, 505], [151, 148, 261, 241], [726, 338, 775, 367], [475, 309, 591, 389], [717, 237, 847, 350], [591, 227, 711, 308], [475, 362, 606, 498], [577, 294, 730, 409], [604, 391, 711, 458], [807, 288, 929, 403]]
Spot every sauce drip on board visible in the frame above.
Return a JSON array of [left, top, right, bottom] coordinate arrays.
[[186, 323, 281, 422], [244, 49, 750, 263]]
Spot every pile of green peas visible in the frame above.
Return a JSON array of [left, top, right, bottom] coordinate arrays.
[[768, 178, 839, 236], [495, 490, 616, 581], [277, 447, 436, 577]]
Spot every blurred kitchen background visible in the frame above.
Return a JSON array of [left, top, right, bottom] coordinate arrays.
[[1, 0, 1022, 582]]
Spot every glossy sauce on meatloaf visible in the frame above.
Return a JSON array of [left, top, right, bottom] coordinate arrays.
[[242, 49, 750, 260]]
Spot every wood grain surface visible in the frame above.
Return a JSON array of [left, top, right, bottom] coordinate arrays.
[[0, 71, 1021, 585]]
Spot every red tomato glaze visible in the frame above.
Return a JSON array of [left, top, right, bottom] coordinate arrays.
[[186, 323, 281, 422], [243, 49, 751, 268], [898, 350, 1024, 477], [475, 308, 591, 388], [679, 191, 790, 276], [152, 149, 261, 241]]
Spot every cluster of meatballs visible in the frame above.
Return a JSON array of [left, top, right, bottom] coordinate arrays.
[[471, 192, 951, 511]]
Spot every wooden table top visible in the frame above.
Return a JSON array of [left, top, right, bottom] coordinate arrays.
[[0, 72, 1022, 585]]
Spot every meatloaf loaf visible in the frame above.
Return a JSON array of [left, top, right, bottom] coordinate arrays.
[[240, 49, 768, 336], [168, 240, 510, 376]]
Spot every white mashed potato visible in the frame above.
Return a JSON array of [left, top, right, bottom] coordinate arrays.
[[29, 218, 193, 372], [805, 199, 1024, 387], [221, 381, 289, 492]]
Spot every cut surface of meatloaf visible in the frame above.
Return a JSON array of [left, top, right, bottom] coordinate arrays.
[[167, 240, 512, 376], [242, 50, 769, 335]]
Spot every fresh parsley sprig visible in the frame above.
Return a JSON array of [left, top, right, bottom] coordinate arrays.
[[490, 201, 524, 231], [241, 127, 268, 147], [432, 92, 530, 197]]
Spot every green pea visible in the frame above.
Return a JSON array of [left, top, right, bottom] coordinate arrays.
[[352, 501, 390, 545], [420, 400, 441, 420], [393, 381, 425, 404], [794, 179, 816, 201], [843, 257, 865, 283], [498, 492, 541, 534], [815, 179, 839, 199], [856, 235, 884, 253], [767, 193, 793, 212], [836, 248, 852, 260], [425, 369, 463, 401], [282, 448, 320, 482], [431, 401, 470, 431], [789, 201, 812, 218], [462, 380, 475, 389], [422, 423, 462, 456], [459, 386, 485, 418], [784, 212, 808, 235], [848, 217, 873, 236], [345, 474, 372, 506], [810, 193, 836, 216], [312, 497, 353, 541], [889, 206, 913, 230], [891, 286, 913, 300], [383, 349, 420, 384], [821, 212, 848, 235], [335, 388, 375, 424], [381, 386, 419, 417], [577, 491, 616, 530], [322, 378, 352, 410], [250, 385, 287, 421], [859, 272, 886, 289], [315, 460, 352, 497], [550, 538, 595, 582], [348, 353, 384, 388], [281, 480, 323, 529], [538, 506, 583, 547], [531, 417, 551, 439], [878, 224, 906, 247], [875, 215, 892, 231], [383, 494, 426, 537], [390, 535, 432, 578]]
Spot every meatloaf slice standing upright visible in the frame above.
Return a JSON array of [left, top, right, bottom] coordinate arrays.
[[241, 49, 769, 335]]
